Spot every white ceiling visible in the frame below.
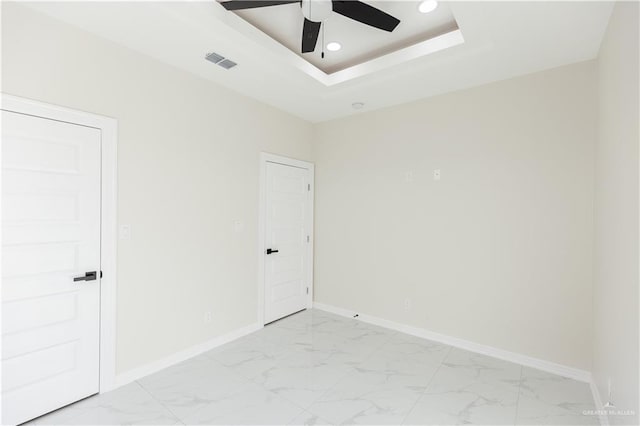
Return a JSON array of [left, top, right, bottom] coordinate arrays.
[[22, 1, 613, 123], [231, 1, 459, 73]]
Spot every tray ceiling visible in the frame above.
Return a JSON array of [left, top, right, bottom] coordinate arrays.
[[227, 1, 459, 74], [17, 1, 615, 122]]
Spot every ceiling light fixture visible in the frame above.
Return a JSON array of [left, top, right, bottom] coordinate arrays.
[[326, 42, 342, 52], [352, 102, 364, 110], [418, 0, 438, 14]]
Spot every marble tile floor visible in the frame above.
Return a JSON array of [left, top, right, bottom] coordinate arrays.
[[28, 309, 599, 425]]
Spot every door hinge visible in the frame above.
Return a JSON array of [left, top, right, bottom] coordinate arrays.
[[306, 235, 310, 243], [306, 287, 309, 295], [308, 183, 311, 191], [100, 270, 103, 279]]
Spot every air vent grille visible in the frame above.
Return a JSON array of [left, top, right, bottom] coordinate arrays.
[[218, 59, 237, 70], [205, 52, 224, 64], [205, 52, 237, 70]]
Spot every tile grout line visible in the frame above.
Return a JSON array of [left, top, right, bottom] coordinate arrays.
[[205, 333, 312, 422], [274, 333, 351, 414], [513, 365, 524, 425], [206, 313, 372, 418], [134, 379, 184, 423], [32, 309, 589, 426], [130, 311, 572, 426], [137, 335, 277, 425], [399, 345, 453, 425], [300, 329, 397, 411], [281, 322, 400, 417], [301, 342, 393, 423]]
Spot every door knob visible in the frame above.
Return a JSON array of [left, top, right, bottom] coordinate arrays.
[[74, 271, 97, 282], [266, 248, 279, 254]]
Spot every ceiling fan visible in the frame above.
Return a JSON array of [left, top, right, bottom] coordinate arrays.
[[219, 0, 401, 54]]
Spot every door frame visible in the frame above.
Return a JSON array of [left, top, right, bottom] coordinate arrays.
[[1, 94, 118, 393], [258, 152, 314, 325]]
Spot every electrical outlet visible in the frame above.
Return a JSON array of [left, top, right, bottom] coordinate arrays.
[[204, 311, 213, 324], [433, 169, 441, 181], [232, 220, 244, 233], [404, 298, 412, 311]]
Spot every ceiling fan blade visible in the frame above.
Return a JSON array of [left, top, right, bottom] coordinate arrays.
[[332, 1, 400, 32], [220, 0, 299, 11], [302, 18, 321, 53]]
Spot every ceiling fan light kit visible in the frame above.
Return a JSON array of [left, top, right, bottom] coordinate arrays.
[[220, 0, 401, 55]]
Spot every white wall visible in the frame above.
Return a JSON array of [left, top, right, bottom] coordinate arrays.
[[313, 61, 597, 371], [1, 3, 313, 375], [593, 3, 639, 425]]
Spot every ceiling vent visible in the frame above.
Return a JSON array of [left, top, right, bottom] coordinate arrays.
[[218, 59, 237, 69], [205, 52, 237, 70]]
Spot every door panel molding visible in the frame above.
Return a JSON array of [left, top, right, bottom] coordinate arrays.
[[258, 153, 314, 325], [1, 94, 118, 394]]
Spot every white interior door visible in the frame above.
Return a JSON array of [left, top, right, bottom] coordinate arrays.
[[264, 161, 312, 324], [1, 110, 101, 425]]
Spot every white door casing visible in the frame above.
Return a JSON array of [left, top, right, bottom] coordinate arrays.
[[1, 94, 118, 425], [259, 154, 314, 324]]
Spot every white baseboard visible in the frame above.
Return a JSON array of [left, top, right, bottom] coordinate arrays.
[[590, 380, 610, 426], [313, 302, 591, 383], [111, 322, 262, 389]]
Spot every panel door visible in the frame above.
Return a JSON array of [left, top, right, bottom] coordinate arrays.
[[1, 110, 101, 425], [264, 162, 310, 324]]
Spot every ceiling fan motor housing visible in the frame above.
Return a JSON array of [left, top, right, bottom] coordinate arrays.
[[301, 0, 333, 22]]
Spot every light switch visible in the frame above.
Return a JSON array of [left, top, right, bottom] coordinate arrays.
[[433, 169, 441, 181], [404, 171, 414, 183], [119, 225, 131, 240], [233, 220, 244, 233]]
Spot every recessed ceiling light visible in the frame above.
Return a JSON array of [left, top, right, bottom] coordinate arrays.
[[326, 42, 342, 52], [418, 0, 438, 14], [352, 102, 364, 110]]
